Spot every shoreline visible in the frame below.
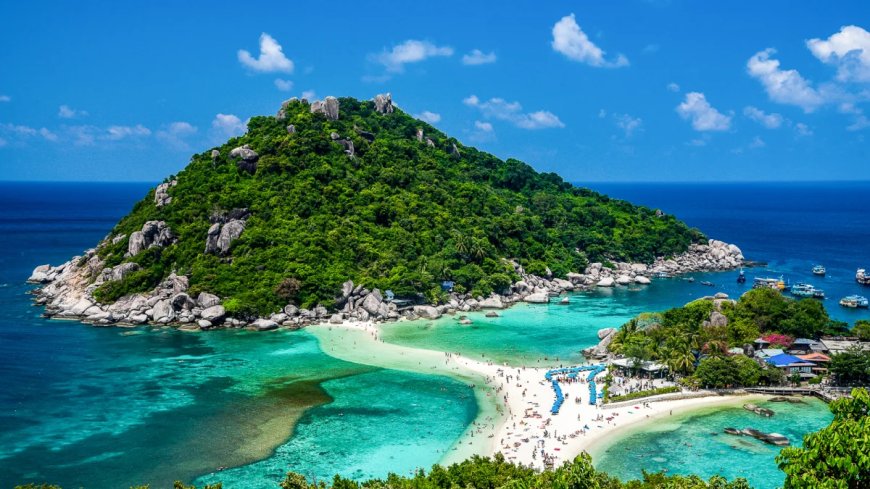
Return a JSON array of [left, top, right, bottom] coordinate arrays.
[[308, 320, 764, 470]]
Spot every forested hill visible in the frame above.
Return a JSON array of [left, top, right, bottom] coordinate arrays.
[[92, 94, 704, 314]]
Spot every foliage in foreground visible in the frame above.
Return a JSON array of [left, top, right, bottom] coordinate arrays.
[[777, 387, 870, 488], [91, 97, 703, 314]]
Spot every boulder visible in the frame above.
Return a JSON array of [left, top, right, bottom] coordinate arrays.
[[310, 97, 340, 120], [566, 272, 584, 284], [412, 305, 441, 319], [229, 144, 259, 173], [284, 304, 299, 316], [154, 180, 176, 207], [341, 280, 354, 298], [171, 293, 196, 311], [69, 298, 95, 316], [197, 292, 221, 308], [286, 124, 296, 134], [361, 294, 382, 315], [200, 305, 226, 322], [252, 319, 278, 331], [616, 275, 632, 285], [28, 264, 52, 283], [328, 313, 344, 324], [523, 292, 550, 303], [206, 220, 245, 255], [151, 299, 175, 322], [485, 311, 499, 318], [478, 296, 504, 309], [197, 319, 213, 329], [597, 277, 615, 287], [373, 93, 394, 114], [634, 275, 651, 285], [128, 221, 174, 256], [709, 311, 729, 328], [598, 327, 616, 340]]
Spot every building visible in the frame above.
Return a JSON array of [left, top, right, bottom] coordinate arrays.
[[755, 348, 784, 360], [796, 353, 831, 375], [766, 353, 817, 379], [788, 338, 827, 354], [819, 337, 870, 355]]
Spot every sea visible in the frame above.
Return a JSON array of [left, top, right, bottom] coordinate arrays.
[[0, 181, 866, 489]]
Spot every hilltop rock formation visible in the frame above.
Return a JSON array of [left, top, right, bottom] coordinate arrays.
[[127, 221, 174, 256], [310, 96, 340, 120], [154, 180, 176, 207], [373, 93, 394, 114], [229, 144, 259, 173]]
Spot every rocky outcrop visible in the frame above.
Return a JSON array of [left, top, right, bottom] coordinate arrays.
[[205, 220, 245, 255], [127, 221, 175, 256], [373, 93, 394, 114], [154, 180, 177, 207], [310, 97, 340, 121], [523, 292, 550, 303], [229, 144, 259, 173], [583, 328, 618, 359], [286, 124, 296, 134]]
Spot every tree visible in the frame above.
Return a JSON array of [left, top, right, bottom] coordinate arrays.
[[694, 357, 739, 389], [852, 320, 870, 341], [829, 348, 870, 386], [777, 387, 870, 488]]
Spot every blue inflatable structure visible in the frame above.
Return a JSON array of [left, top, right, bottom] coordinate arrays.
[[544, 364, 606, 414]]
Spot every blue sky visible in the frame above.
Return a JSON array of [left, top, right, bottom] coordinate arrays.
[[1, 0, 869, 182]]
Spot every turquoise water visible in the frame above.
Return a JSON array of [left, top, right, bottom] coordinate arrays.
[[594, 398, 833, 489], [0, 182, 861, 488]]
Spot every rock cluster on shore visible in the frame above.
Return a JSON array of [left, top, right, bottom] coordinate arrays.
[[27, 237, 743, 333]]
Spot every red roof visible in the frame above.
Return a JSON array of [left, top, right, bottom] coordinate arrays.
[[797, 353, 831, 362]]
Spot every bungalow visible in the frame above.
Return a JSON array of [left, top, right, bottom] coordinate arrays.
[[788, 338, 827, 354], [766, 353, 817, 379], [611, 358, 668, 378], [820, 337, 870, 354], [755, 348, 784, 360], [796, 352, 831, 375]]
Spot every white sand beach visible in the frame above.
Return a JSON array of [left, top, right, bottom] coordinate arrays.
[[309, 320, 758, 470]]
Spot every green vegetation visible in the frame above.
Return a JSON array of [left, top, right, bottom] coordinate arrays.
[[91, 97, 703, 314], [852, 320, 870, 341], [830, 347, 870, 386], [610, 288, 851, 387], [607, 385, 680, 402], [777, 387, 870, 488]]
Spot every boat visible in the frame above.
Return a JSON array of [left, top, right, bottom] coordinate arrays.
[[840, 295, 870, 308], [857, 269, 870, 286], [737, 269, 746, 284], [753, 277, 789, 291], [791, 283, 814, 297], [812, 265, 826, 276], [700, 281, 714, 287], [813, 289, 826, 299], [654, 271, 671, 279]]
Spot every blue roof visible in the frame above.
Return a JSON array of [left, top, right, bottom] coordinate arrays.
[[767, 353, 807, 366]]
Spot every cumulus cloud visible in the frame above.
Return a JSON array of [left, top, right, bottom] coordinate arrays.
[[747, 49, 825, 112], [847, 114, 870, 131], [462, 49, 497, 65], [667, 82, 680, 93], [795, 122, 813, 137], [105, 124, 150, 141], [613, 113, 643, 137], [807, 25, 870, 83], [743, 106, 784, 129], [676, 92, 732, 131], [373, 40, 453, 73], [551, 14, 628, 68], [274, 79, 294, 91], [0, 123, 59, 145], [238, 33, 294, 73], [468, 120, 496, 142], [211, 113, 247, 139], [0, 95, 10, 102], [475, 120, 494, 132], [464, 95, 565, 129], [301, 89, 316, 100], [749, 136, 766, 149], [58, 105, 87, 119], [414, 111, 441, 123], [157, 121, 197, 149]]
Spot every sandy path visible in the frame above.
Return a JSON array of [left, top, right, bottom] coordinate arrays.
[[308, 320, 756, 470]]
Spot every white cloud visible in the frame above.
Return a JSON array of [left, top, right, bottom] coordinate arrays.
[[676, 92, 732, 131], [747, 49, 824, 112], [807, 25, 870, 83], [464, 95, 565, 129], [414, 111, 441, 124], [301, 90, 316, 100], [238, 33, 294, 73], [743, 106, 784, 129], [373, 40, 453, 73], [474, 120, 494, 132], [847, 114, 870, 131], [157, 121, 197, 149], [551, 14, 628, 68], [0, 123, 59, 144], [105, 124, 150, 141], [613, 113, 643, 137], [211, 113, 247, 139], [749, 136, 766, 149], [58, 105, 87, 119], [795, 122, 813, 137], [667, 82, 680, 93], [462, 49, 497, 65], [274, 79, 294, 91], [0, 95, 10, 102]]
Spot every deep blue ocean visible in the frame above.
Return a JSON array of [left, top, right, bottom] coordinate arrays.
[[0, 181, 867, 488]]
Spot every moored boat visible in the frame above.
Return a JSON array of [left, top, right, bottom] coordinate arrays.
[[791, 283, 815, 297], [812, 265, 826, 276], [753, 277, 788, 291], [737, 269, 746, 284], [857, 269, 870, 285], [840, 295, 869, 308]]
